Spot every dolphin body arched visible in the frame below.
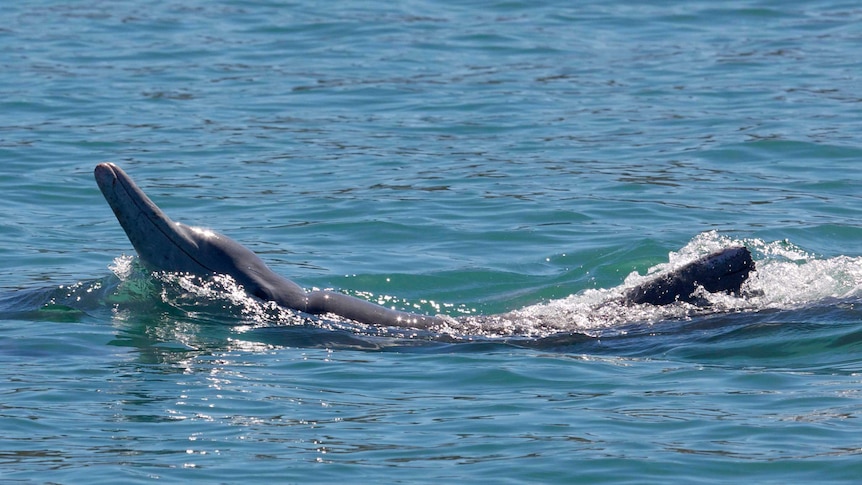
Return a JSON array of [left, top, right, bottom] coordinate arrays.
[[94, 163, 754, 328]]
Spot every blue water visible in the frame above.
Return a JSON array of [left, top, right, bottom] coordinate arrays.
[[2, 0, 862, 482]]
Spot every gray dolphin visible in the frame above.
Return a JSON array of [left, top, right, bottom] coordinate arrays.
[[94, 163, 754, 328]]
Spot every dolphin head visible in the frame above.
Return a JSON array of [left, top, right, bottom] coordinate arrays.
[[95, 162, 215, 275], [94, 163, 308, 309]]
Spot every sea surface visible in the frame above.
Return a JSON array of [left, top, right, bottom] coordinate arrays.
[[2, 0, 862, 483]]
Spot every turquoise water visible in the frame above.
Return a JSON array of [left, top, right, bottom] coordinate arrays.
[[2, 0, 862, 482]]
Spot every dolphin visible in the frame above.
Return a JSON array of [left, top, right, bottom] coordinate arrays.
[[94, 163, 754, 328], [624, 245, 753, 305]]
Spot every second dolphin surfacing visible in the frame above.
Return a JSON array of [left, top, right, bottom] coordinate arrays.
[[94, 163, 754, 328]]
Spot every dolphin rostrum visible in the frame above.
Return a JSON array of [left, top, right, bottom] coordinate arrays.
[[94, 163, 754, 328]]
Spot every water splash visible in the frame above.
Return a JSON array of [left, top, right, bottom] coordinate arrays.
[[438, 232, 862, 339], [746, 249, 862, 307], [108, 254, 135, 280], [37, 232, 862, 343]]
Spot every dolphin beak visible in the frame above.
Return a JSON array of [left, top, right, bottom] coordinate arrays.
[[95, 162, 176, 237]]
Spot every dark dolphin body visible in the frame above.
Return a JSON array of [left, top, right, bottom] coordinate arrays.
[[624, 245, 754, 305], [94, 163, 754, 328]]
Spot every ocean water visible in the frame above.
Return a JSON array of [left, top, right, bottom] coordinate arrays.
[[2, 0, 862, 483]]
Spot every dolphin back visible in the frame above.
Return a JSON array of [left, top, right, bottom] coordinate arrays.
[[624, 246, 754, 305]]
